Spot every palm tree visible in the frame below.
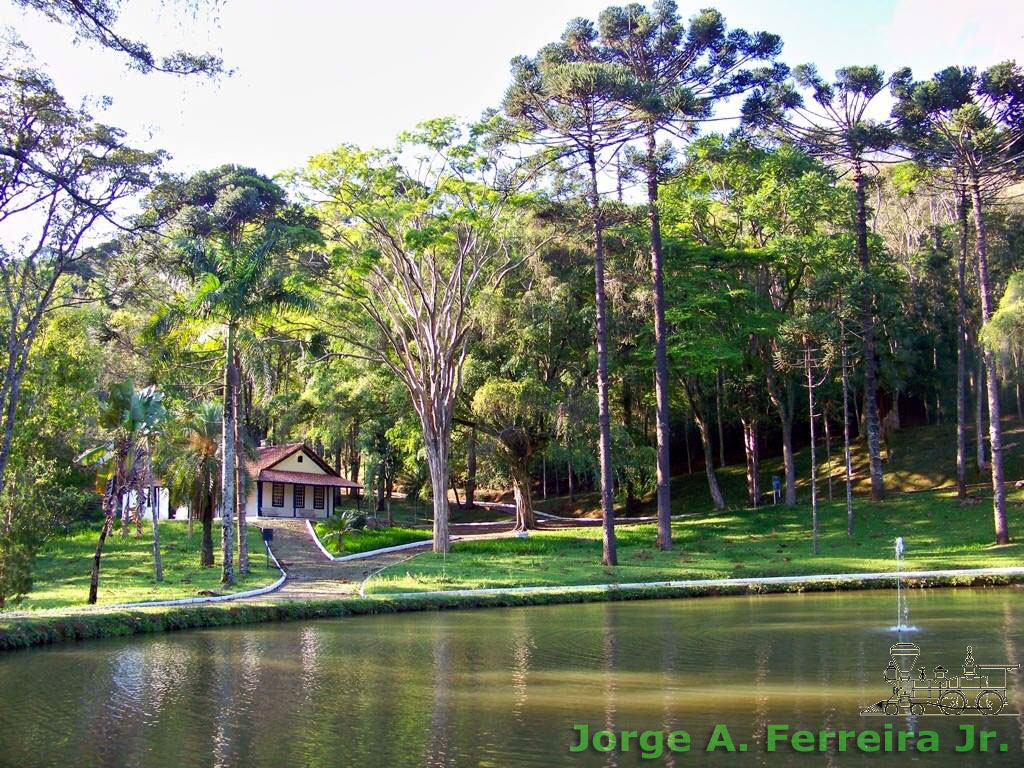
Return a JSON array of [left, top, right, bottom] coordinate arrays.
[[163, 402, 221, 567], [157, 224, 315, 584], [80, 382, 166, 604], [320, 510, 360, 552]]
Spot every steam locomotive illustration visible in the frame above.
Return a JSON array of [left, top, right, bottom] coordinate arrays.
[[871, 642, 1019, 716]]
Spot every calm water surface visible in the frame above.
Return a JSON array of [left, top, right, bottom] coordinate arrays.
[[1, 589, 1023, 767]]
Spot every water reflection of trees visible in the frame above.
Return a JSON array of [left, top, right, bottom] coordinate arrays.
[[6, 591, 1023, 766]]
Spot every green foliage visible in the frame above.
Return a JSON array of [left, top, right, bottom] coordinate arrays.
[[14, 0, 224, 75], [318, 510, 361, 550], [0, 458, 82, 608], [79, 382, 166, 496], [983, 272, 1024, 354], [158, 402, 221, 517]]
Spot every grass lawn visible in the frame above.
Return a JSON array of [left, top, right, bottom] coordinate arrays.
[[365, 488, 1024, 594], [312, 521, 431, 555], [5, 521, 277, 612]]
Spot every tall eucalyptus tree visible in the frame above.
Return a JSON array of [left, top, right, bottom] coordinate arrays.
[[297, 121, 523, 554]]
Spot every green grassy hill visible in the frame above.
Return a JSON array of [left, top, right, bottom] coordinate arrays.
[[537, 418, 1024, 519]]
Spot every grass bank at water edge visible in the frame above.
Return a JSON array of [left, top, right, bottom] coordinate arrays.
[[4, 521, 275, 612], [2, 572, 1023, 653]]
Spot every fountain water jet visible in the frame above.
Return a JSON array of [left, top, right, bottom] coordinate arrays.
[[891, 537, 917, 634]]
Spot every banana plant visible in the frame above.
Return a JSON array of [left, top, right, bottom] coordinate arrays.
[[79, 382, 167, 604]]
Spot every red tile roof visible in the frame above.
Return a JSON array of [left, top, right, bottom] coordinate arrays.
[[246, 442, 362, 488], [250, 442, 305, 473], [258, 468, 362, 488]]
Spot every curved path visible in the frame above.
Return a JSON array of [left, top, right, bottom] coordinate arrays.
[[252, 519, 428, 600]]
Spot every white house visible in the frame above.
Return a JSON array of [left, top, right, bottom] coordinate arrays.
[[129, 486, 173, 521], [246, 442, 361, 519]]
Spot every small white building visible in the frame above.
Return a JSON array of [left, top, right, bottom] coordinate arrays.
[[246, 442, 361, 519], [128, 486, 174, 521]]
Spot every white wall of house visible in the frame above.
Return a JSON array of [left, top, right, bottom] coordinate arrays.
[[251, 480, 333, 519], [126, 487, 174, 520]]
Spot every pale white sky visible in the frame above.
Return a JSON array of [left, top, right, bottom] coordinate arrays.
[[2, 0, 1022, 178]]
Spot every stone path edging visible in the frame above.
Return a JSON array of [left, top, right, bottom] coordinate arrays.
[[304, 519, 455, 562]]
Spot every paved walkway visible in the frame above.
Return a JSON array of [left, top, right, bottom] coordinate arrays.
[[252, 519, 425, 600]]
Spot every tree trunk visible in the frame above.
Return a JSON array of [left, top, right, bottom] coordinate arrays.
[[956, 188, 969, 500], [568, 458, 575, 502], [969, 175, 1009, 544], [853, 162, 885, 501], [511, 467, 536, 532], [87, 515, 112, 604], [421, 402, 452, 553], [349, 446, 360, 497], [220, 323, 237, 586], [376, 467, 387, 512], [852, 385, 861, 437], [742, 418, 761, 507], [806, 343, 819, 555], [201, 501, 214, 566], [824, 408, 833, 503], [587, 148, 617, 567], [466, 425, 476, 508], [683, 413, 693, 475], [766, 370, 797, 505], [234, 347, 248, 576], [622, 379, 638, 515], [119, 486, 129, 538], [975, 354, 989, 471], [148, 478, 163, 583], [542, 457, 547, 500], [689, 380, 726, 510], [715, 370, 726, 469], [842, 329, 854, 535], [645, 128, 673, 551], [426, 445, 450, 553]]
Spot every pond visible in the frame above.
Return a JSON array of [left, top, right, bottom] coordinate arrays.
[[1, 588, 1022, 767]]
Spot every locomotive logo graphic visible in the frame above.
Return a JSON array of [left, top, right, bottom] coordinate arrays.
[[861, 643, 1019, 717]]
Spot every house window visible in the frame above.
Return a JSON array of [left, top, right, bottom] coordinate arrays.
[[272, 483, 284, 507], [313, 486, 325, 509], [294, 484, 305, 508], [297, 455, 303, 463]]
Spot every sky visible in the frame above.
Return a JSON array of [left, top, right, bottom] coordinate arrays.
[[2, 0, 1022, 179]]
